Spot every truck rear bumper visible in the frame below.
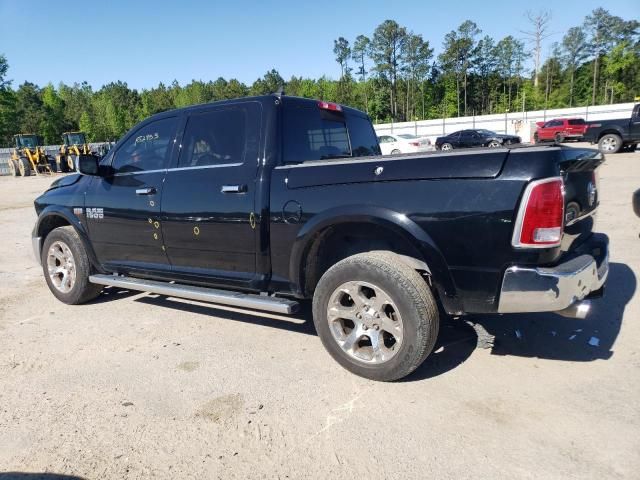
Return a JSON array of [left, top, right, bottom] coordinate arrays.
[[497, 236, 609, 317]]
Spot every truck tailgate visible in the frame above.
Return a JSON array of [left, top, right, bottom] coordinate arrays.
[[559, 147, 605, 252]]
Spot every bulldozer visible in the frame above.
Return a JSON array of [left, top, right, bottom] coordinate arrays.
[[8, 134, 55, 177], [56, 131, 93, 172]]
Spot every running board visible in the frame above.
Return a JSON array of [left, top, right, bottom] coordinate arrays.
[[89, 275, 299, 314]]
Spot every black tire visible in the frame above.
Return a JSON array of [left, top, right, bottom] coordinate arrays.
[[598, 133, 622, 154], [488, 140, 501, 148], [18, 157, 32, 177], [8, 159, 20, 176], [390, 149, 401, 155], [555, 133, 564, 143], [312, 251, 439, 381], [440, 142, 453, 152], [533, 133, 539, 144], [41, 226, 102, 305], [58, 155, 70, 173]]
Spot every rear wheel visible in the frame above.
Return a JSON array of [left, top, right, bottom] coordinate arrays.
[[8, 159, 20, 177], [312, 251, 439, 381], [58, 155, 70, 173], [440, 143, 453, 151], [533, 133, 539, 144], [598, 134, 622, 154], [42, 226, 102, 304], [17, 157, 32, 177]]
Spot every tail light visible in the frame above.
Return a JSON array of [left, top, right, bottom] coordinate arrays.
[[318, 101, 342, 112], [512, 177, 565, 248]]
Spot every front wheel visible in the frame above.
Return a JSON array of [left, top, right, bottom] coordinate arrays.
[[488, 140, 501, 148], [390, 149, 401, 155], [555, 133, 564, 143], [312, 252, 439, 381], [18, 157, 32, 177], [440, 143, 453, 151], [42, 226, 103, 304], [598, 134, 622, 154]]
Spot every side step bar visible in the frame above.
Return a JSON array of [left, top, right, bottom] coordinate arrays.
[[89, 274, 299, 314]]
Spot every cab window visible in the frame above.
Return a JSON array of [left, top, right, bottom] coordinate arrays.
[[112, 117, 178, 173], [178, 104, 260, 167]]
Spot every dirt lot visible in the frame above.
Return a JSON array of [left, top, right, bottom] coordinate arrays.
[[1, 145, 639, 480]]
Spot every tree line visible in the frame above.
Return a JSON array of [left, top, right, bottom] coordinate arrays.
[[0, 7, 638, 147]]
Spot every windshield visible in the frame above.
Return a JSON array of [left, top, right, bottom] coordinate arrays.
[[16, 136, 39, 148], [65, 133, 86, 145], [398, 134, 418, 139], [476, 129, 497, 136]]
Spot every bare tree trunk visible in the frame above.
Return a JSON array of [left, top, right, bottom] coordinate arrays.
[[569, 69, 574, 107], [592, 56, 598, 105]]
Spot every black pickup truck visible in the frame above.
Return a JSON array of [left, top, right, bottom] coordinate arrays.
[[32, 95, 609, 381], [584, 103, 640, 153]]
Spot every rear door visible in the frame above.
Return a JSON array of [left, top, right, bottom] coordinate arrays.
[[85, 116, 178, 271], [160, 102, 262, 287]]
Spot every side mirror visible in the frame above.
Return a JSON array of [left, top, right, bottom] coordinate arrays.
[[78, 154, 101, 176]]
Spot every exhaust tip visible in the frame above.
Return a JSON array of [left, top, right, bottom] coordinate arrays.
[[557, 300, 591, 319]]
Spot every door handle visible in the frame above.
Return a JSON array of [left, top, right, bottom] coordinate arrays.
[[135, 187, 157, 195], [221, 184, 247, 193]]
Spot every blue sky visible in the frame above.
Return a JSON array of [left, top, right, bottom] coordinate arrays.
[[1, 0, 638, 90]]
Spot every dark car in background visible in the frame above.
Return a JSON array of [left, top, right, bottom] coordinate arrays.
[[534, 118, 588, 143], [583, 103, 640, 154], [435, 129, 521, 151]]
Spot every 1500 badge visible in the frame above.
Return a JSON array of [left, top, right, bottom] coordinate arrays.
[[86, 207, 104, 219]]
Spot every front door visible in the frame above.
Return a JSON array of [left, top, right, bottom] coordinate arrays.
[[161, 102, 262, 288], [85, 115, 179, 271]]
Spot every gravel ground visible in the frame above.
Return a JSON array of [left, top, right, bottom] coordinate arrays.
[[0, 145, 639, 480]]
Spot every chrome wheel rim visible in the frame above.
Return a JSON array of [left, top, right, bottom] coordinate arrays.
[[327, 281, 404, 364], [489, 141, 500, 148], [601, 137, 617, 151], [46, 241, 77, 293], [441, 144, 452, 151]]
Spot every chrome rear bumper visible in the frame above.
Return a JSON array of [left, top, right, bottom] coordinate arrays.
[[498, 251, 608, 316]]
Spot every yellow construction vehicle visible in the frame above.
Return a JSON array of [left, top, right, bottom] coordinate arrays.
[[8, 134, 55, 177], [56, 131, 92, 172]]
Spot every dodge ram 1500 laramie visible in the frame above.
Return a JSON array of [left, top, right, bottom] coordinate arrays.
[[32, 94, 609, 381]]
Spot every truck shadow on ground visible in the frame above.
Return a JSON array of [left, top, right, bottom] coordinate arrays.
[[406, 262, 635, 381], [96, 262, 634, 382]]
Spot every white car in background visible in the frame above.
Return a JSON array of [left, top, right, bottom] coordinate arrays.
[[377, 134, 433, 155]]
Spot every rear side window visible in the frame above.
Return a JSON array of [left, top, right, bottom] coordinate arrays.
[[568, 119, 585, 125], [178, 103, 260, 168], [283, 104, 380, 163], [347, 115, 381, 157], [113, 117, 178, 173]]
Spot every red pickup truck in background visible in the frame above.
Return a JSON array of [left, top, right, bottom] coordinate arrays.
[[534, 118, 588, 143]]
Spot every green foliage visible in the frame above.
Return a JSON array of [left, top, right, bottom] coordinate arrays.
[[0, 8, 638, 146]]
